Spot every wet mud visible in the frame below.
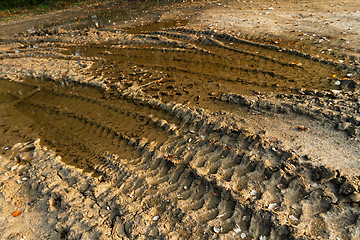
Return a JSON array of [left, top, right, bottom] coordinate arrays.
[[0, 77, 182, 170], [1, 0, 360, 239]]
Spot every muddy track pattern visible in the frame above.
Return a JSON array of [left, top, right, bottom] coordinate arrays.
[[1, 26, 360, 239], [1, 77, 360, 239], [0, 78, 182, 166], [61, 28, 355, 99]]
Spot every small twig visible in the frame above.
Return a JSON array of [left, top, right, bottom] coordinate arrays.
[[8, 88, 40, 107]]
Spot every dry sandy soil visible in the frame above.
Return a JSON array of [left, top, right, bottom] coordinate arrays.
[[0, 0, 359, 239]]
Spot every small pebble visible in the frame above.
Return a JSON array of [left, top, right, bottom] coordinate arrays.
[[233, 225, 241, 234], [268, 203, 277, 210], [240, 232, 246, 238], [213, 226, 222, 233], [289, 214, 298, 221], [152, 215, 160, 221]]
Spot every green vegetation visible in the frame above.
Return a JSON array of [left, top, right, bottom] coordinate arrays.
[[0, 0, 93, 22], [0, 0, 80, 10]]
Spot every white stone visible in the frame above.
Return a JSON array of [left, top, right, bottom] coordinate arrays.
[[268, 203, 277, 210], [213, 226, 222, 233]]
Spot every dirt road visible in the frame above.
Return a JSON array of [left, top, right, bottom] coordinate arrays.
[[0, 0, 359, 239]]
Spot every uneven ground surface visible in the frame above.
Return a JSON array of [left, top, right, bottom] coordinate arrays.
[[0, 0, 359, 239]]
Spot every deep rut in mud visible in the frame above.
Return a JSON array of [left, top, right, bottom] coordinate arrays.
[[1, 25, 360, 239], [63, 28, 353, 108], [0, 77, 182, 169]]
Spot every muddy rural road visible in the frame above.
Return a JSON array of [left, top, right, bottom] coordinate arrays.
[[0, 0, 359, 239]]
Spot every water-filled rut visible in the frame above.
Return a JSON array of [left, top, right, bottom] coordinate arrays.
[[0, 77, 182, 169], [67, 28, 349, 96]]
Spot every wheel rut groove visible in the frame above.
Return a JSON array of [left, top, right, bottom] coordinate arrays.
[[0, 26, 359, 239]]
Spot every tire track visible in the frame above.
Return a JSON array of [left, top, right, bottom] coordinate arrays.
[[1, 77, 359, 239], [119, 91, 360, 239], [1, 26, 359, 239]]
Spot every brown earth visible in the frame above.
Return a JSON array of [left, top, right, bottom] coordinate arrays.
[[0, 0, 359, 239]]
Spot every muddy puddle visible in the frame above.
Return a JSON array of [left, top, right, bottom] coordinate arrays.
[[0, 77, 184, 171], [59, 27, 350, 112], [122, 19, 188, 34], [0, 22, 355, 166]]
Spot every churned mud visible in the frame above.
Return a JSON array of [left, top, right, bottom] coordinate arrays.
[[0, 0, 359, 239]]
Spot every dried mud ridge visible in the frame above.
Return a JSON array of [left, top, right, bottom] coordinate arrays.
[[0, 27, 360, 239]]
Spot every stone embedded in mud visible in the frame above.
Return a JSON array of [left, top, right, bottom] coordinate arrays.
[[114, 218, 127, 237], [289, 214, 298, 222], [10, 165, 18, 171], [349, 192, 360, 202], [340, 181, 356, 195], [213, 226, 222, 233], [16, 165, 30, 176], [307, 217, 326, 237], [337, 122, 352, 131], [78, 182, 90, 193], [16, 179, 24, 184], [233, 225, 241, 234], [346, 126, 359, 137], [48, 197, 58, 212], [297, 125, 309, 131], [268, 203, 278, 210]]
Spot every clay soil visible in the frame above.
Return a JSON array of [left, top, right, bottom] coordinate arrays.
[[0, 0, 359, 239]]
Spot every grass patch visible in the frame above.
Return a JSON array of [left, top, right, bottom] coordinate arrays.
[[0, 0, 79, 10], [0, 0, 95, 22]]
